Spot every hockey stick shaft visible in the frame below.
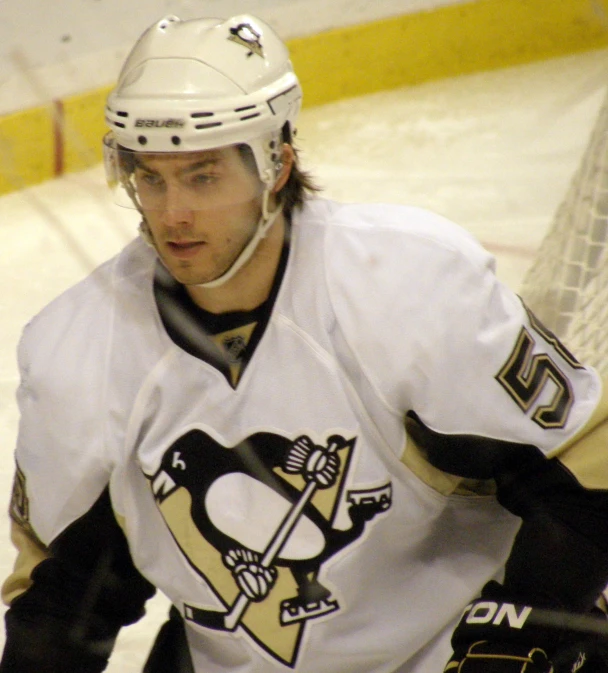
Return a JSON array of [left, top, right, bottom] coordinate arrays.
[[223, 438, 342, 630], [529, 607, 608, 638]]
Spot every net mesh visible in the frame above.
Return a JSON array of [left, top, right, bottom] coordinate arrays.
[[520, 86, 608, 374]]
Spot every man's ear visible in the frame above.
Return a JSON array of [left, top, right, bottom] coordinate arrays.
[[272, 144, 295, 193]]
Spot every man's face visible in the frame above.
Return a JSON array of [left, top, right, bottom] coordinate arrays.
[[133, 146, 264, 286]]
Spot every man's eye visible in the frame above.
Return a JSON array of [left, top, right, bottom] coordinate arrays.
[[191, 173, 216, 185], [140, 172, 163, 186]]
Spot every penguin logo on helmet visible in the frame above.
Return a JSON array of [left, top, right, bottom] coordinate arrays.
[[228, 22, 265, 58]]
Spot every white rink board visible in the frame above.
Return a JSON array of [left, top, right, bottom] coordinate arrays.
[[0, 49, 606, 670]]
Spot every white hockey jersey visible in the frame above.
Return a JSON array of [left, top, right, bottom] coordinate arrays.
[[10, 198, 602, 673]]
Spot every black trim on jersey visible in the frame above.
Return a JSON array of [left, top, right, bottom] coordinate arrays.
[[154, 222, 291, 388], [0, 487, 156, 673], [405, 410, 608, 612], [405, 410, 541, 480]]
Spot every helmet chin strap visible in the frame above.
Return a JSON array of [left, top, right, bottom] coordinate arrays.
[[196, 188, 282, 289]]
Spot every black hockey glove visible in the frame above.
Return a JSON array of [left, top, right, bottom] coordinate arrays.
[[445, 638, 607, 672], [444, 582, 608, 672], [444, 640, 553, 672]]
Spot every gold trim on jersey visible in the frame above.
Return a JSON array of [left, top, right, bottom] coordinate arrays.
[[1, 520, 49, 606], [549, 377, 608, 491], [2, 466, 50, 606]]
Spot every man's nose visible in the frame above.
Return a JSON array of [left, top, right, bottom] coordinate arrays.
[[161, 183, 195, 227]]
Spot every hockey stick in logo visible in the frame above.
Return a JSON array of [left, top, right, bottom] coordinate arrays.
[[185, 434, 352, 631]]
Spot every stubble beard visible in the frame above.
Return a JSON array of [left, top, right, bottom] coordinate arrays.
[[163, 234, 250, 288], [153, 204, 263, 287]]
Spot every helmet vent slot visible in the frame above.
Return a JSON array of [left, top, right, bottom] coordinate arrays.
[[240, 113, 261, 121], [105, 116, 126, 129], [194, 122, 222, 130], [116, 111, 129, 118], [191, 112, 214, 119]]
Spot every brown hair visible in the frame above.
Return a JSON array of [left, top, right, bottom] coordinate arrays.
[[278, 145, 322, 217]]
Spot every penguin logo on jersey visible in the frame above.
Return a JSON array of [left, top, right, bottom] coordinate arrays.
[[148, 429, 392, 667], [228, 23, 264, 58]]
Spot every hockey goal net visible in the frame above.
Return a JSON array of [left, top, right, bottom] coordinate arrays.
[[520, 86, 608, 375]]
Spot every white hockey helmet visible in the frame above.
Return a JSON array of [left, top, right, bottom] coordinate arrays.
[[103, 14, 302, 288], [104, 14, 302, 186]]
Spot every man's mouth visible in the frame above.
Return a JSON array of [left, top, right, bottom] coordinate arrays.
[[166, 240, 206, 259]]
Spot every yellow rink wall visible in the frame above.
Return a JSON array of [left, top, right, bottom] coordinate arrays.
[[2, 0, 608, 196]]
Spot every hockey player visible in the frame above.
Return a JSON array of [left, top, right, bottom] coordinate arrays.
[[2, 13, 608, 673]]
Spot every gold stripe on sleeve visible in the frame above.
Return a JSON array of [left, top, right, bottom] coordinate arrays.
[[1, 520, 49, 606], [550, 377, 608, 490]]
